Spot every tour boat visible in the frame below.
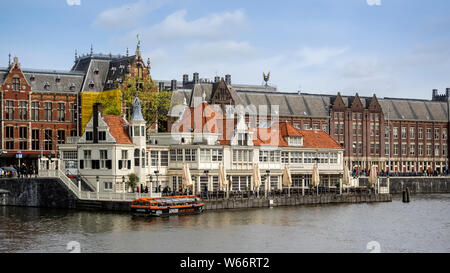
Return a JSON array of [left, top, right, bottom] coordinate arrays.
[[130, 195, 205, 217]]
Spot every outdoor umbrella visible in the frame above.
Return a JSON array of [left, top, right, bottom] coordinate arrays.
[[218, 163, 228, 192], [182, 164, 193, 192], [343, 163, 351, 186], [252, 164, 262, 193], [312, 163, 320, 195], [368, 165, 378, 192], [282, 165, 293, 196]]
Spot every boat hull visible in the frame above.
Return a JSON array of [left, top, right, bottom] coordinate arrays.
[[131, 205, 204, 217]]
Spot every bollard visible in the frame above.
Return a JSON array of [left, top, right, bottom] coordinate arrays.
[[402, 190, 407, 203], [406, 187, 411, 203]]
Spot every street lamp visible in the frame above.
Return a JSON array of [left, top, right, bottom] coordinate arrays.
[[122, 176, 126, 193], [265, 170, 270, 198], [96, 175, 99, 193], [203, 170, 209, 198], [154, 170, 160, 193]]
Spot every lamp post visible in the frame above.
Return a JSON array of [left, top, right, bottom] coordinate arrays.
[[122, 175, 126, 193], [203, 170, 209, 199], [265, 170, 270, 198], [154, 170, 160, 193], [339, 173, 343, 195], [96, 175, 99, 193]]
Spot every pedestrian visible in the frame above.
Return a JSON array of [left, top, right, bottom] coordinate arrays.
[[145, 186, 148, 193]]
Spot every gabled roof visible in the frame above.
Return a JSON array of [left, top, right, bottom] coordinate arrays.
[[103, 115, 132, 144], [173, 102, 224, 134], [299, 129, 342, 149]]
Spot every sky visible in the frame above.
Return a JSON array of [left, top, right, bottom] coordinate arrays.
[[1, 0, 450, 99]]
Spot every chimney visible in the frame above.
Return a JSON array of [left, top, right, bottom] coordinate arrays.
[[171, 79, 177, 91], [159, 82, 165, 91], [446, 88, 450, 98], [214, 76, 220, 83], [93, 103, 102, 144], [183, 74, 189, 85], [225, 74, 231, 85], [432, 89, 438, 99], [193, 72, 199, 84]]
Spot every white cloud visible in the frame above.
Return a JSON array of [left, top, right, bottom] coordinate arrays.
[[295, 47, 348, 67], [93, 0, 167, 29], [66, 0, 81, 6], [135, 9, 247, 44], [366, 0, 382, 6]]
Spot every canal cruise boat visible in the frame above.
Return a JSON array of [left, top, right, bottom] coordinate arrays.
[[130, 195, 205, 217]]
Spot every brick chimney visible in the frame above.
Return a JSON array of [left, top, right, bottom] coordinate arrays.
[[171, 79, 177, 91], [93, 103, 102, 143], [193, 72, 199, 84], [225, 74, 231, 85], [183, 74, 189, 85]]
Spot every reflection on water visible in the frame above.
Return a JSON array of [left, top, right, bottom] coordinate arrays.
[[1, 194, 450, 253]]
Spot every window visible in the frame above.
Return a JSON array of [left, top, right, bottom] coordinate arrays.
[[426, 128, 432, 140], [290, 152, 302, 164], [19, 127, 27, 150], [104, 182, 113, 190], [393, 144, 398, 155], [19, 101, 27, 120], [98, 131, 106, 141], [85, 131, 93, 141], [418, 128, 423, 139], [119, 150, 129, 169], [418, 144, 424, 156], [12, 77, 20, 91], [385, 143, 389, 155], [322, 124, 328, 133], [57, 130, 65, 144], [177, 149, 183, 161], [330, 153, 338, 164], [134, 149, 140, 166], [259, 150, 268, 162], [281, 152, 289, 163], [100, 150, 108, 169], [134, 126, 140, 137], [237, 133, 247, 146], [385, 127, 390, 138], [426, 144, 432, 156], [443, 144, 447, 156], [44, 102, 52, 121], [233, 150, 252, 163], [5, 100, 14, 120], [289, 137, 302, 146], [200, 149, 211, 162], [161, 151, 168, 166], [151, 151, 159, 166], [304, 152, 314, 164], [401, 144, 407, 155], [56, 103, 65, 121], [5, 126, 14, 150], [184, 149, 197, 161], [443, 129, 448, 140], [31, 102, 39, 121], [318, 152, 328, 164], [32, 129, 40, 150], [69, 103, 77, 122], [410, 127, 415, 139], [401, 127, 407, 139], [170, 149, 177, 162], [393, 128, 398, 139], [435, 144, 440, 156], [435, 128, 440, 140], [410, 144, 415, 156], [212, 149, 223, 162], [44, 130, 53, 150]]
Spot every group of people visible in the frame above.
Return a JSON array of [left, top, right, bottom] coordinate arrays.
[[0, 163, 35, 178]]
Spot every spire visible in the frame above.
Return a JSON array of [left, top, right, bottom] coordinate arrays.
[[126, 47, 129, 57], [75, 50, 78, 62], [130, 97, 145, 122], [136, 34, 142, 59], [8, 53, 11, 67], [90, 44, 93, 56]]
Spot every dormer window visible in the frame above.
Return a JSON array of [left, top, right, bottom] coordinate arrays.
[[94, 68, 99, 75], [69, 83, 76, 91], [44, 82, 50, 90], [238, 133, 248, 146], [55, 76, 61, 83], [12, 77, 20, 91], [89, 81, 95, 89], [288, 136, 302, 147], [30, 75, 36, 82]]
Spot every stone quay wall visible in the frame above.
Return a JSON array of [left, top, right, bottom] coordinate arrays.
[[359, 177, 450, 194]]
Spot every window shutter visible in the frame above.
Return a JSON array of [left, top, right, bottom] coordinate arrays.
[[128, 160, 131, 169], [118, 160, 122, 170], [106, 160, 112, 169], [79, 160, 84, 169]]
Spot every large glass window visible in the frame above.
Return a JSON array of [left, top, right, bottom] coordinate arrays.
[[5, 100, 14, 120], [19, 101, 27, 120], [57, 103, 65, 121], [44, 102, 52, 121], [31, 101, 40, 121]]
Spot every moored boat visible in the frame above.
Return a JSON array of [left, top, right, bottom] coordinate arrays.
[[130, 195, 204, 217]]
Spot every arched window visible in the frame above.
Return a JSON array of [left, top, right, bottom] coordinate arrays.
[[134, 149, 140, 167], [141, 149, 146, 168]]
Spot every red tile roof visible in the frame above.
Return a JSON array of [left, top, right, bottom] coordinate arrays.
[[103, 115, 132, 144], [298, 129, 342, 149], [173, 102, 223, 134]]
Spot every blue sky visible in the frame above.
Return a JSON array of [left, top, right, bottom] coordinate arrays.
[[2, 0, 450, 99]]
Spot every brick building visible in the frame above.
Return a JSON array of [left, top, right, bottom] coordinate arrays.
[[165, 73, 450, 174], [0, 41, 151, 169]]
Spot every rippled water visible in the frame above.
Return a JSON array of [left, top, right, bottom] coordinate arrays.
[[1, 194, 449, 253]]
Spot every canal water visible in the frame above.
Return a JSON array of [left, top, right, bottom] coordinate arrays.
[[0, 194, 449, 253]]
